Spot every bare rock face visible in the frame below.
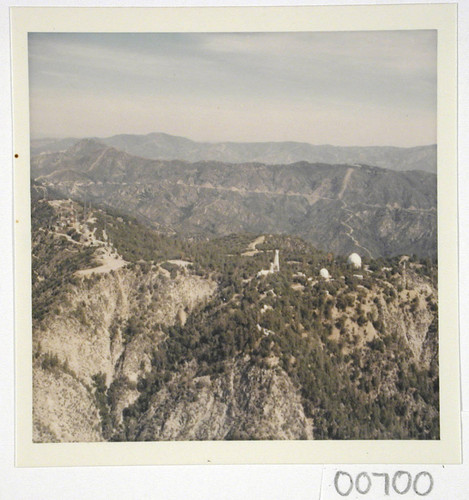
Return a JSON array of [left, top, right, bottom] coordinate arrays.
[[36, 271, 130, 386], [117, 333, 155, 384], [36, 268, 216, 386], [130, 360, 314, 441], [150, 274, 216, 326], [33, 365, 102, 442], [33, 263, 216, 443], [379, 269, 437, 367]]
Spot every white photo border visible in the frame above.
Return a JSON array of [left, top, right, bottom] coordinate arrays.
[[11, 4, 460, 466]]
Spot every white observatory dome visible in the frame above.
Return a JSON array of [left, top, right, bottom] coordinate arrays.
[[347, 253, 362, 269], [319, 268, 330, 279]]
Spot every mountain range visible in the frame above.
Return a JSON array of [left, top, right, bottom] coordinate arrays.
[[31, 132, 437, 173], [31, 138, 437, 258]]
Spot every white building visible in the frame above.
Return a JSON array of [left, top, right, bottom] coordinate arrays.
[[347, 253, 362, 269], [257, 249, 280, 277], [319, 268, 330, 279], [273, 249, 280, 272]]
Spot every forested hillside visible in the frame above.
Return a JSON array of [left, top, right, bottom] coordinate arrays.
[[32, 185, 439, 442]]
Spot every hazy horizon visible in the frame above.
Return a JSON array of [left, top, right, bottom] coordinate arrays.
[[29, 31, 437, 148], [30, 130, 437, 149]]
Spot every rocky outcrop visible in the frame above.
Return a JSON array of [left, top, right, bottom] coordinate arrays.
[[35, 268, 215, 386], [33, 363, 102, 442], [33, 265, 216, 443], [380, 269, 437, 366], [131, 359, 314, 441]]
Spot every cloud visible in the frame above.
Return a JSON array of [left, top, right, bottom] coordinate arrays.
[[28, 31, 436, 146]]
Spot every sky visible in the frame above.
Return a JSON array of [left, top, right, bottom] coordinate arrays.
[[28, 31, 437, 147]]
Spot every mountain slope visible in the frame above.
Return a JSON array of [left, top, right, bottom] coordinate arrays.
[[31, 188, 439, 442], [31, 132, 437, 173], [31, 140, 437, 258]]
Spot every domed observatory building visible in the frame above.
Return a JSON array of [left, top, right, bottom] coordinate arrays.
[[319, 268, 330, 279], [347, 253, 362, 269]]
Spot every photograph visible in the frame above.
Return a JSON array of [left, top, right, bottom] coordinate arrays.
[[28, 29, 440, 443], [11, 5, 460, 466]]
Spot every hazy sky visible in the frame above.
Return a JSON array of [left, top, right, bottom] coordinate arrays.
[[28, 31, 437, 147]]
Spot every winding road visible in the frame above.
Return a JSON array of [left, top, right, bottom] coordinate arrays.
[[338, 168, 373, 258]]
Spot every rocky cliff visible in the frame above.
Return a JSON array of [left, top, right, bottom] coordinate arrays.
[[130, 360, 314, 441]]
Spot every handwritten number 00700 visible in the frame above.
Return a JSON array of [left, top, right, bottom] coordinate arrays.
[[334, 470, 434, 496]]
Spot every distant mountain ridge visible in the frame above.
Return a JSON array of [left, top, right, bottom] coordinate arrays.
[[31, 139, 437, 258], [31, 132, 437, 173]]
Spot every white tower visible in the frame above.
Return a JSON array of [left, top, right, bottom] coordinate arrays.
[[273, 249, 280, 272]]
